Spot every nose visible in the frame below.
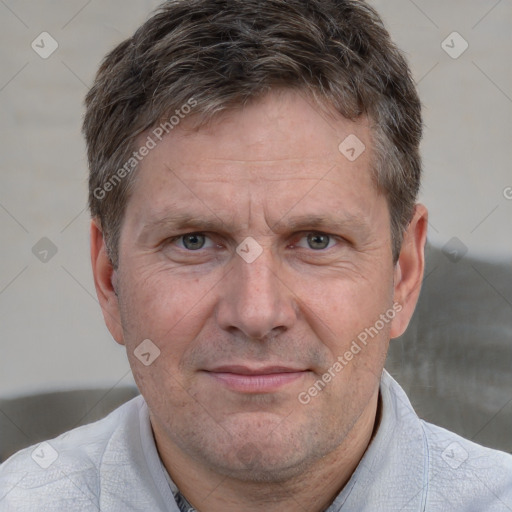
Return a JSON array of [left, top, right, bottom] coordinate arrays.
[[216, 245, 297, 340]]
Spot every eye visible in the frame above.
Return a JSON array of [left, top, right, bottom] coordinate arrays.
[[306, 233, 332, 250], [176, 233, 212, 250], [295, 232, 337, 250]]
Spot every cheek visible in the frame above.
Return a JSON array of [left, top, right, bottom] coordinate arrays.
[[117, 265, 220, 356], [296, 270, 394, 353], [119, 269, 218, 415]]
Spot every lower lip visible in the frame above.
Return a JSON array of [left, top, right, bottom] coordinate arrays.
[[206, 371, 306, 393]]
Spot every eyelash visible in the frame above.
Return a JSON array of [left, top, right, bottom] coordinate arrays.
[[172, 233, 217, 250]]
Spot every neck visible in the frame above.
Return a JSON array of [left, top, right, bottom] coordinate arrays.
[[153, 390, 380, 512]]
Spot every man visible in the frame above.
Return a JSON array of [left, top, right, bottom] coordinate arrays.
[[1, 0, 511, 510]]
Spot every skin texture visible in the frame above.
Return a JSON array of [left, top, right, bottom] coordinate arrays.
[[91, 90, 428, 512]]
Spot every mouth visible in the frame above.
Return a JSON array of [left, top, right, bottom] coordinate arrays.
[[204, 365, 310, 393]]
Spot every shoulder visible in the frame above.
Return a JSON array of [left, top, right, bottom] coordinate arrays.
[[380, 371, 512, 511], [421, 417, 512, 510], [0, 395, 145, 512]]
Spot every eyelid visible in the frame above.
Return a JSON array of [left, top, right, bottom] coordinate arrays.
[[292, 231, 339, 250], [167, 232, 216, 250]]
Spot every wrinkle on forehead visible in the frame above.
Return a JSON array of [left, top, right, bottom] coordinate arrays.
[[166, 159, 350, 186]]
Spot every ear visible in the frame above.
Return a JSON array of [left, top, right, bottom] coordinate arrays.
[[390, 204, 428, 339], [90, 219, 125, 345]]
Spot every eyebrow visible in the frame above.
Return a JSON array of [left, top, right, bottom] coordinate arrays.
[[274, 213, 373, 242], [139, 213, 227, 234], [138, 211, 372, 241]]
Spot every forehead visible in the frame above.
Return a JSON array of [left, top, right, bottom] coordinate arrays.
[[127, 90, 382, 230], [170, 91, 371, 164]]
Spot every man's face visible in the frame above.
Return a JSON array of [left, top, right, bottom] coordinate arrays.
[[99, 91, 410, 480]]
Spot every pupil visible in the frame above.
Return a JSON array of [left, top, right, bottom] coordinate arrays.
[[183, 234, 205, 250], [308, 233, 329, 250]]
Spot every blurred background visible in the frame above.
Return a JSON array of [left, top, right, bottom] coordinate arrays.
[[0, 0, 511, 458]]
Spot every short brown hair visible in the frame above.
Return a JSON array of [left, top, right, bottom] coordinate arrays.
[[84, 0, 422, 268]]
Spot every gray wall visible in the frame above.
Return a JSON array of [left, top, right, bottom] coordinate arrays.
[[1, 1, 511, 399]]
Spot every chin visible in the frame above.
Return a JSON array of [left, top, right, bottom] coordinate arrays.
[[202, 420, 334, 483], [214, 448, 313, 483]]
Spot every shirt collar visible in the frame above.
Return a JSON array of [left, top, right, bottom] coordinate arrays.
[[327, 369, 428, 511]]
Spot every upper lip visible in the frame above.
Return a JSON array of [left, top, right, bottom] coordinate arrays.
[[206, 365, 307, 375]]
